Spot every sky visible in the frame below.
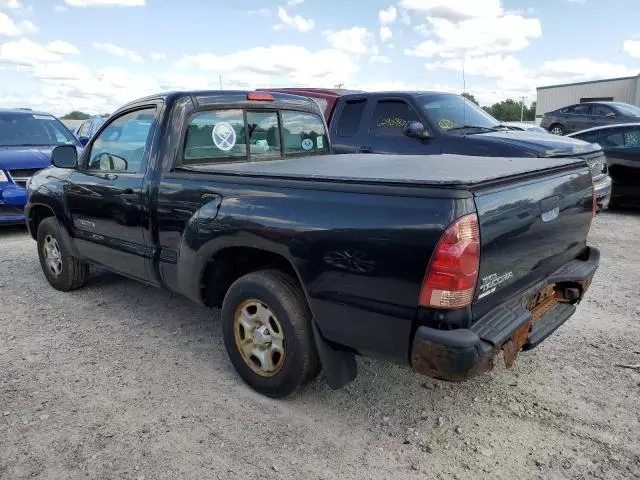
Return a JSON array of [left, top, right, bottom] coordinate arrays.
[[1, 0, 640, 115]]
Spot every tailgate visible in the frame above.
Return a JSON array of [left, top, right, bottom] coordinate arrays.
[[472, 163, 593, 319]]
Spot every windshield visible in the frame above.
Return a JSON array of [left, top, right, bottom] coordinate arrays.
[[612, 103, 640, 117], [419, 94, 500, 131], [0, 112, 77, 147]]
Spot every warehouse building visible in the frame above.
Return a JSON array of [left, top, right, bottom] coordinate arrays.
[[535, 74, 640, 123]]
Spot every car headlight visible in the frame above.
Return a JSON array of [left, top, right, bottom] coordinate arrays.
[[0, 170, 8, 183]]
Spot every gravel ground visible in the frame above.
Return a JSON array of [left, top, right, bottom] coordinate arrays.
[[1, 211, 640, 480]]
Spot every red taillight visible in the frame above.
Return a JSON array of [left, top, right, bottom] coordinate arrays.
[[247, 92, 274, 101], [419, 214, 480, 309]]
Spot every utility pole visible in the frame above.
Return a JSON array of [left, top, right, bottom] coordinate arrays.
[[219, 74, 223, 90], [335, 82, 344, 89], [519, 96, 527, 122]]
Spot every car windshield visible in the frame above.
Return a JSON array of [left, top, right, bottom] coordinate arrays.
[[612, 103, 640, 117], [0, 112, 77, 147], [419, 93, 501, 131]]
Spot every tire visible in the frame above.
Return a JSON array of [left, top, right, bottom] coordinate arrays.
[[549, 124, 565, 135], [37, 217, 89, 291], [221, 269, 320, 397]]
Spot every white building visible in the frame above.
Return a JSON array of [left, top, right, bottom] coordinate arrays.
[[536, 75, 640, 123]]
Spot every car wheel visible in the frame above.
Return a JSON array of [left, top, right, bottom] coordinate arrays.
[[221, 269, 320, 397], [549, 124, 565, 135], [37, 217, 89, 291]]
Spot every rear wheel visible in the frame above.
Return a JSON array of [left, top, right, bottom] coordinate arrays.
[[37, 217, 88, 291], [221, 270, 319, 397], [549, 124, 565, 135]]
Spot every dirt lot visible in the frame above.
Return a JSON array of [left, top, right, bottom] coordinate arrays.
[[1, 211, 640, 480]]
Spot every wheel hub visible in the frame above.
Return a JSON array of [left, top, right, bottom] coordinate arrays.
[[43, 234, 62, 276], [233, 300, 285, 377]]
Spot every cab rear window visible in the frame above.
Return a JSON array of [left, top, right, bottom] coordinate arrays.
[[183, 109, 328, 164]]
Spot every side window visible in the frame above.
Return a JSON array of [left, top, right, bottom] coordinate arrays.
[[78, 122, 89, 137], [281, 110, 329, 155], [591, 105, 614, 117], [336, 99, 366, 137], [371, 100, 419, 137], [87, 108, 155, 172], [183, 109, 245, 163], [598, 129, 626, 148], [576, 131, 600, 143], [246, 111, 280, 158], [623, 126, 640, 147], [572, 105, 590, 115]]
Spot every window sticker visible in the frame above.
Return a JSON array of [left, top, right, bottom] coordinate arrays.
[[212, 122, 236, 151], [301, 138, 314, 150], [316, 136, 323, 149], [376, 117, 407, 128], [439, 119, 454, 130]]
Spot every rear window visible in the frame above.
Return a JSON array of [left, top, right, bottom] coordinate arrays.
[[0, 112, 77, 147], [183, 109, 328, 164], [336, 99, 366, 137]]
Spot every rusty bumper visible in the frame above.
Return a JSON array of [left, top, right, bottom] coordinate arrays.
[[411, 247, 600, 382]]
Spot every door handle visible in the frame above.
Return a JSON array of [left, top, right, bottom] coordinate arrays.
[[358, 145, 373, 153], [120, 189, 137, 206]]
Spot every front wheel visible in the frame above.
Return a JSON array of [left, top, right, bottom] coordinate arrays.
[[221, 270, 320, 397], [37, 217, 89, 291], [549, 124, 565, 135]]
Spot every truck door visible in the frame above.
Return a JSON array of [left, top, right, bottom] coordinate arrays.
[[360, 97, 440, 155], [66, 105, 158, 281]]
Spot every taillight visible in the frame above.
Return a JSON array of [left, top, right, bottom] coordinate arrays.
[[419, 213, 480, 309], [247, 92, 274, 101]]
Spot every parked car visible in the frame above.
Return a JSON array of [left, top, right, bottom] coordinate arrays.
[[569, 123, 640, 207], [74, 116, 107, 145], [262, 89, 612, 211], [0, 108, 82, 225], [540, 101, 640, 136], [26, 90, 600, 398], [502, 121, 548, 134]]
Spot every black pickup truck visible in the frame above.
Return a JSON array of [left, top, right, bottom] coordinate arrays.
[[26, 90, 600, 398], [263, 88, 612, 211]]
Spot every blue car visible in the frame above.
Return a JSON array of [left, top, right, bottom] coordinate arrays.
[[73, 116, 107, 145], [0, 109, 82, 225]]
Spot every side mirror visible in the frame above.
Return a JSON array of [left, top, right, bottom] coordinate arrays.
[[78, 136, 90, 146], [51, 145, 78, 169], [404, 121, 430, 139]]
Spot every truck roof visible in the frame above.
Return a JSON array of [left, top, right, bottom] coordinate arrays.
[[186, 153, 586, 188], [115, 90, 322, 116]]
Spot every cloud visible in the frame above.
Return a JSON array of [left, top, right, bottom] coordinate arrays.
[[4, 0, 22, 9], [0, 11, 36, 36], [93, 42, 142, 61], [64, 0, 145, 6], [370, 54, 391, 64], [622, 39, 640, 59], [405, 14, 542, 58], [0, 38, 62, 64], [150, 51, 166, 61], [46, 40, 80, 55], [176, 44, 359, 87], [324, 27, 372, 54], [379, 6, 397, 25], [380, 26, 392, 42], [275, 7, 314, 32], [400, 0, 503, 22]]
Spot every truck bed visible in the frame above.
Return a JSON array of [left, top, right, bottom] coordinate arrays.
[[189, 153, 587, 188]]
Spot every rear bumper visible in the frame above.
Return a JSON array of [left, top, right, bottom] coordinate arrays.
[[594, 175, 612, 211], [410, 247, 600, 382]]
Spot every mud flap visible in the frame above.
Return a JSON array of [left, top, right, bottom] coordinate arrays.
[[311, 321, 357, 390]]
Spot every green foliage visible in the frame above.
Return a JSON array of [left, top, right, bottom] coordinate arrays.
[[60, 111, 90, 120], [461, 92, 479, 105], [482, 99, 536, 122]]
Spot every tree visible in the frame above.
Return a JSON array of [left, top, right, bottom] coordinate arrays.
[[483, 99, 537, 122], [461, 92, 479, 105], [61, 111, 90, 120]]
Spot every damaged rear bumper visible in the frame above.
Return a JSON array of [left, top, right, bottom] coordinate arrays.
[[410, 247, 600, 382]]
